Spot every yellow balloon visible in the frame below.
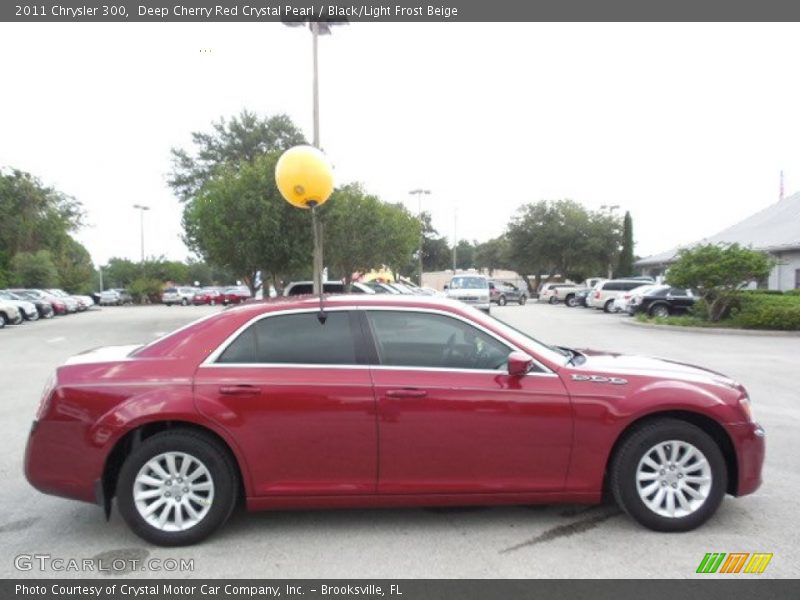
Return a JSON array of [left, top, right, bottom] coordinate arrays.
[[275, 145, 334, 209]]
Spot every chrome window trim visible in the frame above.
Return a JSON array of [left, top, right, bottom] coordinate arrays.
[[199, 305, 554, 376]]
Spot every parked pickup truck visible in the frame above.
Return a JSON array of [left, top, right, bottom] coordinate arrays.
[[553, 278, 605, 307]]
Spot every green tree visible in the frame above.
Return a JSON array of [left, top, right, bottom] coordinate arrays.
[[102, 257, 140, 288], [323, 184, 419, 285], [505, 200, 621, 289], [53, 237, 95, 293], [474, 237, 510, 276], [0, 168, 85, 281], [183, 153, 311, 293], [454, 240, 477, 270], [616, 211, 635, 277], [666, 243, 774, 322], [169, 111, 306, 203], [10, 250, 59, 288]]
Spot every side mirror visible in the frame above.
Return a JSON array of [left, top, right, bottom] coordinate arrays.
[[507, 351, 534, 377]]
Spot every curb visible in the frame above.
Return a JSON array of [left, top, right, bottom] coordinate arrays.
[[622, 318, 800, 337]]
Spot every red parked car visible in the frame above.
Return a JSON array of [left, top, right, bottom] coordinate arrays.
[[221, 286, 251, 305], [192, 288, 222, 306], [24, 296, 764, 546]]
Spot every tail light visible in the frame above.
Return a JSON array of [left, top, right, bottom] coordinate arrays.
[[35, 374, 57, 420], [593, 291, 600, 299]]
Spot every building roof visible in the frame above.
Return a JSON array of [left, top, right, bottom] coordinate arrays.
[[636, 191, 800, 266]]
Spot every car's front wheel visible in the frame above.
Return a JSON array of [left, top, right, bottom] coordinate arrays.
[[497, 295, 507, 306], [610, 418, 727, 532], [650, 304, 670, 318], [117, 430, 239, 546], [518, 295, 527, 305]]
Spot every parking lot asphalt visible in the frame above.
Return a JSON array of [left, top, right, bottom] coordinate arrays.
[[0, 302, 797, 578]]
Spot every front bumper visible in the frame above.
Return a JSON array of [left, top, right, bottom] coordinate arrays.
[[729, 421, 765, 496]]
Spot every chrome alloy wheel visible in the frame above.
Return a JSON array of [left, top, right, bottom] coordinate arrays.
[[133, 452, 215, 532], [636, 440, 712, 518]]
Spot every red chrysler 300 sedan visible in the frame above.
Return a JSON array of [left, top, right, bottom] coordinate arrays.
[[25, 296, 764, 546]]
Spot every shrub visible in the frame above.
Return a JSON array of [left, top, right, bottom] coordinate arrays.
[[731, 293, 800, 330], [11, 250, 59, 288], [128, 278, 163, 304], [666, 244, 774, 321]]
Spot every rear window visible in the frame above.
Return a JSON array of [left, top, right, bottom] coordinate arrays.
[[164, 288, 177, 294], [450, 276, 488, 290], [216, 311, 360, 365]]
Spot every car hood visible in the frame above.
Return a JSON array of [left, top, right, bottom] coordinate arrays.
[[572, 348, 740, 389]]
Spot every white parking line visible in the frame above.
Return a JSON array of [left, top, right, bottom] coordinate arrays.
[[47, 337, 65, 343]]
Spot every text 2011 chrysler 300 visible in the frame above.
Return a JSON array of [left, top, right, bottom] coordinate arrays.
[[25, 296, 764, 545]]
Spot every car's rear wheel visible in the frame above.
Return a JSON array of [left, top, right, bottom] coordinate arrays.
[[650, 304, 670, 318], [117, 430, 239, 546], [610, 419, 727, 532], [497, 295, 507, 306], [603, 299, 615, 313], [548, 296, 558, 304], [565, 294, 577, 308], [181, 298, 188, 306], [518, 295, 527, 305]]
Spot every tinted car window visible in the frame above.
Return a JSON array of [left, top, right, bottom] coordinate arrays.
[[367, 311, 511, 371], [217, 312, 358, 365]]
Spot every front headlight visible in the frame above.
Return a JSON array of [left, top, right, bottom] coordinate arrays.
[[739, 395, 754, 422]]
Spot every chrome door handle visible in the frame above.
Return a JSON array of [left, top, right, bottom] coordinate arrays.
[[219, 384, 260, 396], [386, 389, 428, 398]]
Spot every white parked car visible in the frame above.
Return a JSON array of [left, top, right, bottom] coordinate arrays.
[[445, 275, 490, 313], [0, 290, 39, 321], [538, 283, 572, 304], [613, 284, 665, 314], [161, 286, 198, 306], [588, 279, 653, 313]]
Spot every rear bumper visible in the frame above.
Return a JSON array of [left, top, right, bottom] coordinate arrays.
[[729, 421, 765, 496], [24, 420, 101, 504]]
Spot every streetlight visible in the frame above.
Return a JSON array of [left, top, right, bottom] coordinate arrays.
[[282, 16, 346, 293], [600, 204, 620, 278], [132, 204, 150, 263], [409, 189, 431, 285]]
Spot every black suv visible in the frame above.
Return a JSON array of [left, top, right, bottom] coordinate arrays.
[[630, 286, 695, 317]]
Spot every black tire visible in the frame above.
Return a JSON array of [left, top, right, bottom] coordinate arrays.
[[117, 429, 239, 546], [603, 299, 615, 313], [609, 418, 727, 532], [181, 298, 188, 306], [165, 303, 172, 307], [210, 299, 216, 306], [0, 312, 10, 326], [0, 315, 5, 328], [518, 295, 527, 305], [565, 294, 577, 308], [650, 304, 670, 318], [497, 295, 507, 306], [548, 296, 558, 305]]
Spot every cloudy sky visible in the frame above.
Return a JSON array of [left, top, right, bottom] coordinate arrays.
[[1, 22, 798, 266]]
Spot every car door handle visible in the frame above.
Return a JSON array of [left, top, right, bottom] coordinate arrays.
[[386, 389, 428, 398], [219, 384, 260, 396]]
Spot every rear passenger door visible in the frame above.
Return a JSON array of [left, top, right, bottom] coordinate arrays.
[[667, 287, 694, 313], [194, 310, 378, 496]]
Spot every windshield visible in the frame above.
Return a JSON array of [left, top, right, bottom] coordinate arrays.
[[450, 276, 488, 290]]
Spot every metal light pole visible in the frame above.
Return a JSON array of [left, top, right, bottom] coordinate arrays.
[[600, 204, 620, 279], [283, 17, 345, 295], [409, 189, 431, 285], [132, 204, 150, 263]]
